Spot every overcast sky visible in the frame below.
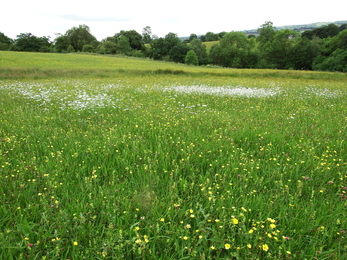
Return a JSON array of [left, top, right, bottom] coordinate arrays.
[[2, 0, 346, 41]]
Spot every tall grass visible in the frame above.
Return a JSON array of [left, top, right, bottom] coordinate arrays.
[[0, 51, 347, 259]]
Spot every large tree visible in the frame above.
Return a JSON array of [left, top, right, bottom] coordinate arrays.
[[189, 38, 208, 65], [114, 30, 144, 51], [210, 31, 254, 68], [64, 25, 97, 52], [14, 33, 51, 52], [0, 32, 13, 50], [142, 26, 152, 44]]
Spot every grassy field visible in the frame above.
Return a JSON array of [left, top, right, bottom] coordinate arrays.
[[1, 51, 347, 259]]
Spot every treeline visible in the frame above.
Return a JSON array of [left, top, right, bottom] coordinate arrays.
[[1, 22, 347, 72]]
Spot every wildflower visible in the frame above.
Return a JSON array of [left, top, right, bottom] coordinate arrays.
[[224, 243, 231, 250], [185, 224, 191, 229], [247, 244, 252, 248], [183, 236, 188, 240], [135, 227, 140, 231], [262, 244, 269, 251], [249, 229, 254, 234], [160, 218, 165, 222], [199, 235, 203, 239], [135, 239, 141, 244], [287, 251, 291, 254], [73, 241, 78, 246], [232, 218, 239, 224], [144, 235, 149, 243], [270, 224, 276, 229], [210, 246, 215, 250]]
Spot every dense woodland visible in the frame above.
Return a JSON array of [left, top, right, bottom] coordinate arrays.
[[1, 22, 347, 72]]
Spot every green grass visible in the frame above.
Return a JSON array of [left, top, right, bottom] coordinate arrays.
[[1, 51, 347, 259]]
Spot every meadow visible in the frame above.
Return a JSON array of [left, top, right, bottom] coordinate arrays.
[[1, 51, 347, 259]]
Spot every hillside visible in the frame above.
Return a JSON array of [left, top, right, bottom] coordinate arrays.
[[179, 20, 347, 40]]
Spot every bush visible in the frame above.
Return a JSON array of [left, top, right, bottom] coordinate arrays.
[[185, 50, 198, 66]]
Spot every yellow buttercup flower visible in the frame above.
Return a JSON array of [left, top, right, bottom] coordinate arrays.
[[224, 243, 231, 250], [262, 244, 269, 251]]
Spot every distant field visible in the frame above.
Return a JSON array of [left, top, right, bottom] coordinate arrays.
[[203, 41, 219, 53], [1, 51, 347, 259]]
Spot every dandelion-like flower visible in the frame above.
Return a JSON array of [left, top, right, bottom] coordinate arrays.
[[232, 218, 239, 224], [261, 244, 269, 251], [224, 243, 231, 250]]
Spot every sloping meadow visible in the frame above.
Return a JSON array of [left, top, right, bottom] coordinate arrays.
[[1, 53, 347, 259]]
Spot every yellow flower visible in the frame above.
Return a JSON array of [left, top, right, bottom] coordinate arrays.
[[249, 229, 254, 234], [210, 246, 216, 250], [73, 241, 78, 246], [224, 243, 231, 250], [135, 227, 140, 231], [183, 236, 188, 240], [232, 218, 239, 224], [247, 244, 252, 248], [287, 251, 291, 255], [262, 244, 269, 251], [270, 224, 276, 229], [160, 218, 165, 222]]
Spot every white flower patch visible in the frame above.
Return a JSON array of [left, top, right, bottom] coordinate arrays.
[[161, 85, 282, 98], [0, 80, 125, 111], [303, 86, 343, 98]]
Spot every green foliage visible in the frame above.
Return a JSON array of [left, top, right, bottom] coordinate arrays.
[[0, 32, 13, 50], [67, 45, 75, 53], [302, 23, 340, 40], [65, 24, 97, 52], [115, 30, 144, 51], [210, 32, 256, 68], [184, 50, 198, 65], [142, 26, 152, 44], [82, 44, 94, 53], [98, 40, 117, 54], [14, 33, 51, 52], [117, 36, 132, 55], [313, 48, 347, 72], [190, 38, 208, 65], [169, 42, 190, 63]]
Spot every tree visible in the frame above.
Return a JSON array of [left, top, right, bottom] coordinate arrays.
[[0, 32, 13, 50], [82, 44, 94, 52], [257, 21, 276, 51], [267, 29, 298, 69], [313, 48, 347, 72], [205, 32, 219, 41], [98, 40, 117, 54], [117, 36, 132, 55], [169, 42, 190, 63], [188, 33, 197, 43], [303, 24, 339, 40], [288, 37, 319, 70], [211, 32, 254, 68], [14, 33, 51, 52], [115, 30, 144, 50], [67, 45, 75, 53], [185, 50, 198, 65], [54, 34, 69, 53], [142, 26, 152, 44], [150, 37, 166, 60], [190, 38, 208, 65], [65, 24, 97, 52]]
